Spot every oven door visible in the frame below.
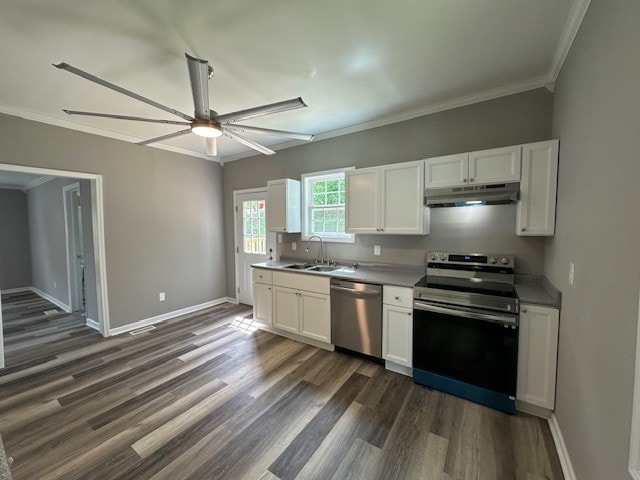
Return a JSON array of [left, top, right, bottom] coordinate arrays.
[[412, 300, 518, 413]]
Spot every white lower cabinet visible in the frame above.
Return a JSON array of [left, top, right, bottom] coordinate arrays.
[[517, 304, 560, 410], [270, 272, 331, 344], [252, 282, 272, 326], [382, 286, 413, 370]]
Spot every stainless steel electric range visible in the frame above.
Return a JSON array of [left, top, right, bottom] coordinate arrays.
[[413, 252, 519, 413]]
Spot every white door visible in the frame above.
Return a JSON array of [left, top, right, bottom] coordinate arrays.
[[468, 145, 521, 185], [64, 183, 85, 312], [345, 167, 380, 233], [380, 160, 425, 234], [235, 190, 274, 305]]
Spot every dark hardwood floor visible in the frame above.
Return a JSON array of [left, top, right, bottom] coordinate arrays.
[[0, 292, 564, 480]]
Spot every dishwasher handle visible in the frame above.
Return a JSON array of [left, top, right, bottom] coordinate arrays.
[[330, 285, 381, 297]]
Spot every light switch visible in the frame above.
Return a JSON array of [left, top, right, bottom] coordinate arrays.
[[569, 263, 575, 285], [292, 242, 297, 251], [374, 245, 381, 256], [159, 292, 166, 301]]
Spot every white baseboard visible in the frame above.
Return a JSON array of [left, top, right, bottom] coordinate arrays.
[[516, 400, 553, 419], [108, 297, 229, 336], [385, 360, 412, 377], [226, 296, 239, 304], [0, 286, 33, 294], [29, 287, 71, 313], [85, 318, 100, 331], [548, 414, 577, 480]]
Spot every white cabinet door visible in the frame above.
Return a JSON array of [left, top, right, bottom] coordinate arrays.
[[252, 283, 272, 326], [516, 140, 559, 236], [267, 179, 301, 233], [517, 304, 559, 410], [468, 145, 521, 185], [380, 160, 427, 234], [299, 291, 331, 343], [345, 167, 380, 233], [383, 304, 413, 367], [273, 286, 299, 334], [424, 153, 468, 188]]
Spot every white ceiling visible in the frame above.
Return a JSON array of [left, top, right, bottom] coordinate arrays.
[[0, 0, 587, 162], [0, 171, 53, 190]]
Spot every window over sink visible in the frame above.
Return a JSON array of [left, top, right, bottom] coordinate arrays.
[[301, 168, 355, 243]]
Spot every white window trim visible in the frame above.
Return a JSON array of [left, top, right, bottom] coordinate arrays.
[[301, 167, 355, 243], [629, 284, 640, 479]]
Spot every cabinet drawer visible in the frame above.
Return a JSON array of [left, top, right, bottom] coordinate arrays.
[[272, 271, 330, 294], [252, 268, 273, 285], [383, 285, 413, 308]]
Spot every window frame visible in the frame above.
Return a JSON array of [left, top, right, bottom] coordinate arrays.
[[301, 167, 355, 243]]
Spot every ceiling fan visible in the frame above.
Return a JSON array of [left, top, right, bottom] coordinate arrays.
[[53, 53, 314, 158]]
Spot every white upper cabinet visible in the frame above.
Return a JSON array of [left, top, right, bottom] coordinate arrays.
[[345, 167, 380, 234], [469, 145, 521, 185], [424, 153, 468, 188], [346, 160, 428, 235], [517, 304, 560, 410], [516, 140, 559, 236], [267, 178, 301, 233]]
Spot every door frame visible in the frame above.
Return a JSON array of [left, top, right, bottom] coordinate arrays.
[[63, 182, 84, 312], [0, 163, 110, 343], [233, 187, 274, 305]]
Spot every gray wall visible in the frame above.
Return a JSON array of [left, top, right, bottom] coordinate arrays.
[[544, 1, 640, 479], [0, 113, 227, 330], [0, 189, 32, 289], [223, 88, 554, 295], [27, 178, 98, 321]]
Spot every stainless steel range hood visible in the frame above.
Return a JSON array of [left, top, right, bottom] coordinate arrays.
[[425, 182, 520, 207]]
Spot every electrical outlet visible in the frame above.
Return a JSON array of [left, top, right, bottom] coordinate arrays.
[[159, 292, 166, 302], [292, 241, 297, 251], [569, 263, 575, 285], [277, 234, 283, 243], [374, 245, 381, 256]]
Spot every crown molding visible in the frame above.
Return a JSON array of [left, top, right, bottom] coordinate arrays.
[[0, 184, 25, 191], [548, 0, 591, 83], [219, 74, 550, 164], [0, 105, 217, 163]]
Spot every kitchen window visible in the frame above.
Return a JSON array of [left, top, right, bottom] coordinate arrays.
[[301, 168, 355, 243]]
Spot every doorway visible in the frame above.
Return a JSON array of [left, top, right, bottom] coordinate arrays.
[[234, 188, 274, 305], [64, 183, 86, 312]]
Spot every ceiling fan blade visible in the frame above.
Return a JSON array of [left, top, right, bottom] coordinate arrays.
[[63, 110, 191, 126], [224, 130, 275, 156], [224, 124, 313, 141], [205, 137, 217, 157], [215, 97, 307, 124], [53, 62, 194, 121], [137, 128, 192, 146], [185, 53, 210, 120]]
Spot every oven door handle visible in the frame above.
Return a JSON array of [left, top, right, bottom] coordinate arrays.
[[413, 301, 518, 326]]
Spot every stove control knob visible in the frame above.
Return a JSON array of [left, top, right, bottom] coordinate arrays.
[[488, 256, 497, 264], [440, 253, 447, 261], [500, 257, 510, 265], [430, 253, 438, 261]]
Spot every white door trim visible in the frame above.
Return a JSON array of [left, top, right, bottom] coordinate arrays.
[[629, 285, 640, 479], [0, 163, 110, 340], [63, 182, 83, 312], [233, 187, 272, 304]]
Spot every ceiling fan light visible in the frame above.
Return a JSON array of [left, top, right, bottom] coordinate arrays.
[[191, 120, 222, 138]]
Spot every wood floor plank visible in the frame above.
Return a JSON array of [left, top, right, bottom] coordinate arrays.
[[0, 292, 565, 480]]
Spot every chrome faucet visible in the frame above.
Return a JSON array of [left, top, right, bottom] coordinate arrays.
[[306, 235, 325, 264]]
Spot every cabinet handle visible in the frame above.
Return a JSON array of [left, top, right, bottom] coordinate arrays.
[[521, 307, 528, 313], [521, 227, 526, 232], [463, 178, 468, 182], [407, 312, 412, 316], [469, 178, 474, 182]]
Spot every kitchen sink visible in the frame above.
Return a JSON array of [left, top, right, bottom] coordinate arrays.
[[306, 265, 340, 272], [283, 263, 312, 269]]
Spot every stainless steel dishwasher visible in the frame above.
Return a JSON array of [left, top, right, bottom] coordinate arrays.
[[330, 279, 383, 359]]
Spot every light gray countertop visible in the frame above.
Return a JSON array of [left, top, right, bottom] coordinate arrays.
[[515, 275, 562, 309], [252, 260, 425, 288], [0, 434, 12, 480]]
